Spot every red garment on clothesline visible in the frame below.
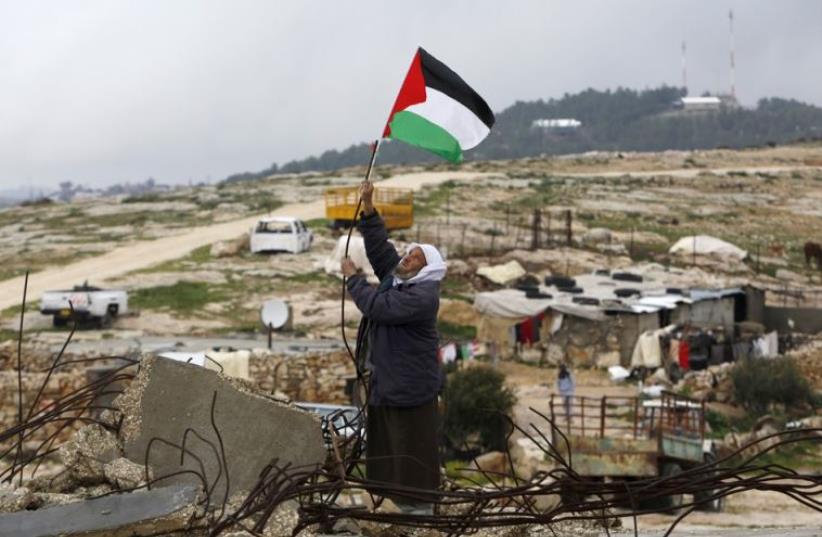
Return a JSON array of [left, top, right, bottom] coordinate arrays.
[[678, 340, 690, 370]]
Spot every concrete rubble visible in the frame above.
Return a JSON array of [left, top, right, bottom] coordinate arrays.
[[0, 353, 329, 536], [674, 362, 735, 403], [120, 355, 327, 500], [0, 484, 200, 537]]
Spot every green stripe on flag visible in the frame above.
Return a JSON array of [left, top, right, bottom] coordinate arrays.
[[388, 110, 463, 163]]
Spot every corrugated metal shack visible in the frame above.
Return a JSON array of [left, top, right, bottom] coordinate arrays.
[[473, 270, 763, 367]]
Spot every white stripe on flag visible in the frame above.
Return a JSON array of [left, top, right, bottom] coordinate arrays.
[[404, 88, 491, 150]]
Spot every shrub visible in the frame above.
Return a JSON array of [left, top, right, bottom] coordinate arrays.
[[731, 357, 815, 415], [443, 367, 516, 456]]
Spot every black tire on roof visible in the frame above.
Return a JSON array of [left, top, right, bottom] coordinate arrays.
[[559, 286, 584, 294], [612, 272, 643, 283], [614, 288, 641, 298], [545, 276, 576, 288]]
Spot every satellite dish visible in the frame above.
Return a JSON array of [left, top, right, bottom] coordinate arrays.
[[260, 299, 290, 330]]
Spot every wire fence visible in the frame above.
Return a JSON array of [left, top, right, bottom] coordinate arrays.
[[392, 208, 576, 258]]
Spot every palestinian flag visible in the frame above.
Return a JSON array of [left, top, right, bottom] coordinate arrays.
[[383, 48, 495, 162]]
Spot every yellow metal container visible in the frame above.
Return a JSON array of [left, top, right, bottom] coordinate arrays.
[[324, 186, 414, 230]]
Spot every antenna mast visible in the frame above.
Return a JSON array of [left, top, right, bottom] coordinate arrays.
[[729, 9, 736, 99], [681, 41, 687, 95]]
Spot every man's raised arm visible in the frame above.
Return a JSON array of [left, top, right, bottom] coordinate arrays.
[[358, 181, 400, 281]]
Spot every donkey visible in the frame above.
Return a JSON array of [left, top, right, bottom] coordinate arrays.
[[804, 241, 822, 270]]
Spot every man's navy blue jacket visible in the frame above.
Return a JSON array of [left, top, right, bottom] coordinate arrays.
[[346, 211, 441, 407]]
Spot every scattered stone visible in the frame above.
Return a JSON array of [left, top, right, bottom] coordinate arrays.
[[470, 451, 508, 476], [104, 457, 149, 491], [211, 234, 251, 258], [59, 424, 121, 488], [775, 268, 808, 284], [581, 228, 612, 245], [509, 438, 550, 480], [0, 485, 35, 514]]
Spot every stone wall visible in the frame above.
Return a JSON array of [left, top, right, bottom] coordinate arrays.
[[0, 370, 90, 449], [248, 350, 356, 404], [764, 306, 822, 334], [545, 316, 623, 367], [1, 345, 358, 451]]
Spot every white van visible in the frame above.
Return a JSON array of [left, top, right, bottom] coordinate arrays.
[[250, 217, 313, 254]]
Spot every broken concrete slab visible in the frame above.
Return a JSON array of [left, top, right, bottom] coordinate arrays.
[[59, 423, 121, 488], [119, 356, 326, 500], [0, 484, 199, 537]]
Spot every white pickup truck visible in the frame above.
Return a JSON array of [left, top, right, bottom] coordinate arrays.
[[40, 283, 128, 328]]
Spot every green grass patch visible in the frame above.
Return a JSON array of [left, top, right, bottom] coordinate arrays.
[[438, 320, 477, 341], [130, 281, 226, 313], [0, 328, 20, 342], [133, 245, 213, 274], [444, 460, 491, 485], [279, 271, 336, 286], [441, 277, 473, 302], [305, 218, 331, 230], [705, 410, 759, 439], [748, 441, 821, 469], [122, 193, 164, 203], [415, 181, 459, 217]]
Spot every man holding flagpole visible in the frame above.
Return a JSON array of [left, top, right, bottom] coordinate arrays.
[[340, 47, 495, 514], [342, 180, 445, 513]]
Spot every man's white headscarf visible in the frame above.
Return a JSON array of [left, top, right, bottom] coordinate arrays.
[[393, 243, 447, 286]]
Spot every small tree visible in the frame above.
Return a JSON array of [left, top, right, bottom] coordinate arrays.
[[443, 366, 516, 456], [731, 357, 815, 415]]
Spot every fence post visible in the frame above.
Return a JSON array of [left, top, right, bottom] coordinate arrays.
[[633, 398, 639, 439], [600, 397, 606, 438], [692, 235, 697, 266], [565, 210, 572, 246], [531, 208, 541, 251], [755, 241, 760, 273]]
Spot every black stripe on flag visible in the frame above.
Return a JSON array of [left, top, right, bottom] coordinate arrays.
[[418, 48, 495, 130]]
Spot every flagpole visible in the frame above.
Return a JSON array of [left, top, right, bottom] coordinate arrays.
[[341, 139, 381, 407], [344, 139, 380, 257]]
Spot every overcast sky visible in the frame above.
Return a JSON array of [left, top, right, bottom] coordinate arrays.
[[2, 0, 821, 190]]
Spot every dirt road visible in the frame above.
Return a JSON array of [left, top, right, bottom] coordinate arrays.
[[0, 172, 494, 311]]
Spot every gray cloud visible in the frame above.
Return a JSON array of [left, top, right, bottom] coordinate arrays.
[[1, 0, 820, 189]]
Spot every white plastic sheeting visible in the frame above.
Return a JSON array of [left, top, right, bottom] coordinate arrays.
[[323, 235, 376, 279], [476, 260, 526, 285], [669, 235, 747, 260]]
